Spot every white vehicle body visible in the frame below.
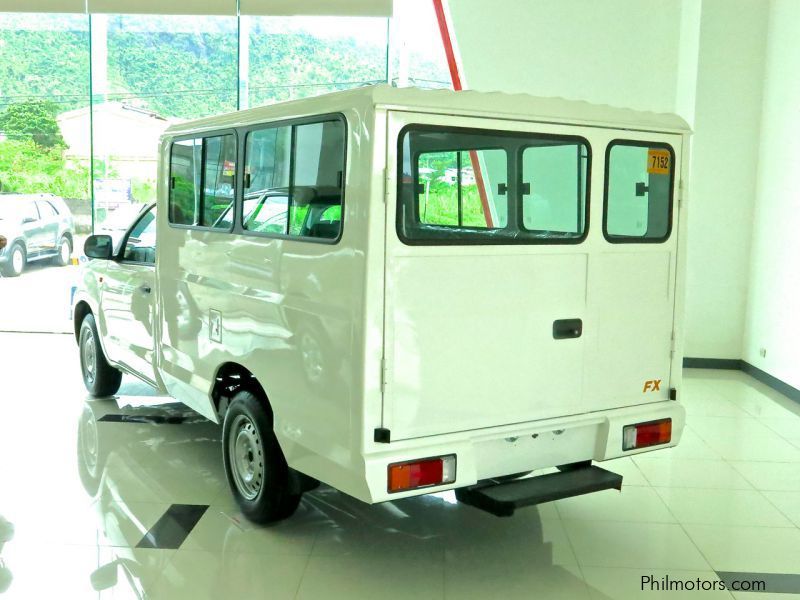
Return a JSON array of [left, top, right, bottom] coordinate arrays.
[[73, 85, 689, 505]]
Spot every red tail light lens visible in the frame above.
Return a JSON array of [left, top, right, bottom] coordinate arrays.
[[388, 455, 456, 493], [623, 418, 672, 451]]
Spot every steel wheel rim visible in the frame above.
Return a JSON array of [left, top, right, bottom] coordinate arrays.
[[83, 329, 96, 384], [60, 240, 70, 263], [79, 410, 99, 475], [12, 248, 23, 273], [228, 414, 264, 500]]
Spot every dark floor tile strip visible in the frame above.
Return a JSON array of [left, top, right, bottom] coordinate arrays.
[[136, 504, 209, 550], [98, 414, 187, 424], [716, 571, 800, 594], [683, 357, 742, 370]]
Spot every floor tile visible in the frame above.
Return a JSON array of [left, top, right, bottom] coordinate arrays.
[[683, 524, 800, 573], [297, 554, 444, 600], [445, 561, 591, 600], [729, 461, 800, 491], [689, 417, 800, 462], [150, 548, 309, 600], [633, 457, 753, 489], [556, 487, 675, 524], [654, 488, 793, 527], [562, 520, 711, 570], [761, 490, 800, 527]]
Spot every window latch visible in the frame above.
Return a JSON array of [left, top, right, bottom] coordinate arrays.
[[635, 181, 649, 197]]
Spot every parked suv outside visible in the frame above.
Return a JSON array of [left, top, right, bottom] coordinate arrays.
[[0, 193, 74, 277]]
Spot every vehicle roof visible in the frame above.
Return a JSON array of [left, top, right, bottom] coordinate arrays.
[[164, 84, 690, 138], [0, 193, 63, 203]]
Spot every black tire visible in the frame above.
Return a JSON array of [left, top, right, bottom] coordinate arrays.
[[222, 390, 301, 523], [79, 313, 122, 397], [1, 243, 25, 277], [54, 235, 72, 267]]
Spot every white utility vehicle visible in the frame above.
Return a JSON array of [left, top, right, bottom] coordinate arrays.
[[73, 85, 689, 522]]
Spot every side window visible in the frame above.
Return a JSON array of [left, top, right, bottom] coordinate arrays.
[[243, 119, 345, 240], [243, 125, 291, 234], [22, 201, 39, 222], [418, 149, 507, 228], [605, 142, 674, 242], [290, 120, 345, 239], [37, 201, 58, 217], [122, 207, 157, 264], [201, 134, 236, 228], [522, 142, 589, 237], [169, 134, 236, 230], [169, 138, 202, 226]]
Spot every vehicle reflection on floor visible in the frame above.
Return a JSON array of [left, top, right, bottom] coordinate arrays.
[[0, 515, 13, 594], [74, 398, 607, 599]]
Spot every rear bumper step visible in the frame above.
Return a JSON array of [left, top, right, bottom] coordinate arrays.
[[455, 465, 623, 517]]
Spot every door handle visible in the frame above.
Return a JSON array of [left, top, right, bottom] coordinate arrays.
[[140, 285, 152, 294], [553, 318, 582, 339]]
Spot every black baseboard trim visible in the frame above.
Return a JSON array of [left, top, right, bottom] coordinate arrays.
[[682, 357, 742, 370], [741, 361, 800, 404], [683, 357, 800, 405]]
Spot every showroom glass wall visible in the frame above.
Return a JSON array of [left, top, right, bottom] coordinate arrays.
[[0, 1, 449, 235]]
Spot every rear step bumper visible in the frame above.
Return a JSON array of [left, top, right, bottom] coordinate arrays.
[[455, 465, 622, 517]]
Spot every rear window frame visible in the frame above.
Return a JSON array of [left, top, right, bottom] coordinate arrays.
[[602, 139, 676, 244], [396, 124, 592, 246]]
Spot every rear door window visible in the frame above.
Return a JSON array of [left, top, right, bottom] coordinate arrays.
[[604, 141, 674, 242], [398, 126, 590, 244]]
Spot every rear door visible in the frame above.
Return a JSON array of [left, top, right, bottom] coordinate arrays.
[[582, 130, 683, 412], [382, 111, 592, 440]]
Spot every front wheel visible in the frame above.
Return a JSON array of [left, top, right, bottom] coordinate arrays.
[[1, 243, 25, 277], [79, 313, 122, 397], [222, 390, 301, 523]]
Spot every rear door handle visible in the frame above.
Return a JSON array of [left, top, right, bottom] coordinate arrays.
[[553, 318, 582, 339], [140, 285, 151, 294]]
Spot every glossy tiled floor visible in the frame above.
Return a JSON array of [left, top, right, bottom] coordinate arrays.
[[1, 332, 799, 599]]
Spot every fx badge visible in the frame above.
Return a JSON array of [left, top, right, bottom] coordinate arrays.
[[643, 379, 662, 393]]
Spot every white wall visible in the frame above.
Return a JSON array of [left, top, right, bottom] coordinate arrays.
[[448, 0, 682, 114], [743, 0, 800, 389], [447, 0, 770, 359], [682, 0, 768, 359]]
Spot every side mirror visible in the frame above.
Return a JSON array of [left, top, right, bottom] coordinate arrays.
[[84, 235, 114, 260], [90, 561, 119, 591]]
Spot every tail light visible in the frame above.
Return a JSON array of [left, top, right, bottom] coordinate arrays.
[[388, 455, 456, 493], [623, 418, 672, 451]]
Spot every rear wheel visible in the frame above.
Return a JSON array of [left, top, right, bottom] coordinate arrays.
[[79, 313, 122, 397], [222, 390, 301, 523], [1, 243, 25, 277], [54, 236, 72, 267]]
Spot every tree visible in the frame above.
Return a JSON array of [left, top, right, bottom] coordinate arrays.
[[0, 101, 65, 148]]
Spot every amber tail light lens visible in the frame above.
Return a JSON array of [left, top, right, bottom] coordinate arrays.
[[623, 418, 672, 451], [388, 455, 456, 493]]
